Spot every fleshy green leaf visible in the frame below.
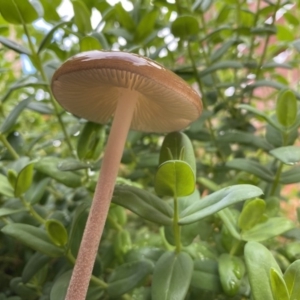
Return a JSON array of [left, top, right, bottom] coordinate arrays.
[[217, 130, 273, 151], [238, 199, 266, 231], [77, 122, 105, 161], [226, 158, 274, 182], [15, 161, 35, 197], [283, 260, 300, 300], [112, 185, 173, 226], [270, 268, 289, 300], [241, 217, 294, 242], [179, 185, 263, 225], [191, 259, 222, 292], [270, 146, 300, 165], [22, 252, 51, 283], [80, 36, 102, 52], [199, 61, 243, 77], [276, 89, 297, 127], [107, 260, 153, 297], [0, 207, 26, 217], [50, 270, 72, 300], [171, 15, 199, 38], [218, 254, 245, 297], [159, 131, 196, 174], [57, 159, 91, 171], [245, 80, 300, 99], [244, 241, 281, 300], [152, 251, 193, 300], [0, 173, 14, 197], [280, 166, 300, 184], [155, 160, 195, 197], [0, 36, 31, 55], [0, 0, 40, 24], [0, 97, 32, 134], [38, 21, 71, 53], [71, 0, 92, 33], [1, 224, 64, 257], [45, 219, 68, 247], [35, 157, 82, 188]]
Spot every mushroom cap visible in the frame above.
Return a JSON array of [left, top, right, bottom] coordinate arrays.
[[51, 51, 202, 133]]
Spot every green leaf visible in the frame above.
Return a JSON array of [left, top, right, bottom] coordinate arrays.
[[15, 161, 35, 197], [191, 259, 222, 292], [152, 251, 193, 300], [40, 0, 61, 22], [276, 89, 297, 127], [38, 21, 71, 53], [1, 224, 64, 257], [0, 0, 40, 24], [26, 178, 50, 205], [199, 61, 243, 77], [283, 260, 300, 300], [245, 80, 300, 99], [171, 15, 199, 38], [0, 36, 31, 55], [280, 166, 300, 184], [80, 36, 102, 52], [113, 230, 132, 257], [0, 207, 26, 217], [1, 96, 32, 134], [71, 0, 92, 33], [159, 131, 196, 174], [244, 241, 281, 300], [114, 2, 135, 31], [241, 217, 294, 242], [179, 185, 263, 225], [192, 0, 213, 12], [135, 10, 158, 41], [238, 199, 266, 231], [0, 173, 14, 197], [50, 270, 72, 300], [226, 158, 274, 182], [22, 252, 51, 283], [107, 260, 153, 298], [217, 130, 273, 151], [112, 185, 173, 226], [27, 101, 53, 115], [77, 122, 105, 161], [270, 146, 300, 165], [210, 39, 242, 62], [57, 159, 91, 171], [218, 208, 241, 240], [1, 81, 48, 103], [238, 104, 282, 130], [276, 24, 294, 42], [270, 268, 289, 300], [218, 254, 245, 297], [45, 219, 68, 247], [155, 160, 195, 197], [35, 157, 82, 188]]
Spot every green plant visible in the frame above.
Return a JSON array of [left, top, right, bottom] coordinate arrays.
[[0, 0, 300, 300]]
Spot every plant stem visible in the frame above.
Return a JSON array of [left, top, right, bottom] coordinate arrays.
[[269, 162, 283, 196], [173, 196, 181, 253], [0, 134, 19, 160], [19, 196, 45, 224]]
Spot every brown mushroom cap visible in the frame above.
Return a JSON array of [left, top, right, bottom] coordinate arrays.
[[51, 51, 202, 133]]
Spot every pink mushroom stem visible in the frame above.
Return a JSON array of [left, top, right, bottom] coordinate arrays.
[[66, 88, 138, 300]]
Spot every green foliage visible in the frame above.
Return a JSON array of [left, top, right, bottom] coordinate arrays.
[[1, 0, 300, 299]]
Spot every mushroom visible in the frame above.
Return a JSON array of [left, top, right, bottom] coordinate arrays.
[[51, 50, 202, 300]]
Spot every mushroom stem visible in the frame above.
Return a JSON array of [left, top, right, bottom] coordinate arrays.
[[66, 89, 138, 300]]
